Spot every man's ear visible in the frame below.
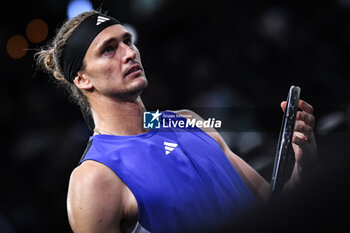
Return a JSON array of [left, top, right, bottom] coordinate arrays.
[[73, 73, 93, 90]]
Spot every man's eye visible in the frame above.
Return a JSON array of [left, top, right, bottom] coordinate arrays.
[[103, 45, 117, 54], [124, 38, 132, 46]]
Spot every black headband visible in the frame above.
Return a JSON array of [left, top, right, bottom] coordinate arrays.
[[60, 13, 121, 82]]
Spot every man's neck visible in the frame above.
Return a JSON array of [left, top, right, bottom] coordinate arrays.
[[91, 95, 148, 136]]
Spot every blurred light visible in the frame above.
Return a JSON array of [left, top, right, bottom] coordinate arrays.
[[7, 35, 28, 59], [337, 0, 350, 9], [258, 7, 287, 41], [237, 132, 263, 154], [124, 24, 138, 44], [316, 111, 346, 135], [130, 0, 164, 17], [67, 0, 93, 19], [26, 19, 49, 43]]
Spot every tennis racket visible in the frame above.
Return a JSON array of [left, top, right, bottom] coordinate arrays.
[[270, 85, 301, 194]]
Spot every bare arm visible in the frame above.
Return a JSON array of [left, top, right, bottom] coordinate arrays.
[[173, 110, 270, 203], [67, 160, 125, 233]]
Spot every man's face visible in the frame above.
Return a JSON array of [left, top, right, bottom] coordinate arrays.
[[80, 24, 147, 99]]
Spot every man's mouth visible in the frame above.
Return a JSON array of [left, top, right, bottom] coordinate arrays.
[[124, 64, 142, 77]]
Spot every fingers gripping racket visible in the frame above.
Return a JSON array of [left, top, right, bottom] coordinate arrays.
[[271, 86, 301, 194]]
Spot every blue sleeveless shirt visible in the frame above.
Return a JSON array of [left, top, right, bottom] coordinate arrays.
[[80, 112, 257, 232]]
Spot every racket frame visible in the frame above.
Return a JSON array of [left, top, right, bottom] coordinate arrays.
[[270, 85, 301, 194]]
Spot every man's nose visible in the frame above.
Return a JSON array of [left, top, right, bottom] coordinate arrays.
[[121, 43, 136, 63]]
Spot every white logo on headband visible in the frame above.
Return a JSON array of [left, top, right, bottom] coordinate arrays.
[[96, 16, 110, 26]]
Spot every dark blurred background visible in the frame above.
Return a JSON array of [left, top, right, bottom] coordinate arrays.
[[0, 0, 349, 232]]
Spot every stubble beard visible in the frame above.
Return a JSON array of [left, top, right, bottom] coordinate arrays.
[[103, 77, 148, 102]]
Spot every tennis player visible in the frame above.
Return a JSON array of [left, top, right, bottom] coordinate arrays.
[[36, 10, 317, 233]]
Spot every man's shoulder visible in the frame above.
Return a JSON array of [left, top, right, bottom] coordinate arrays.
[[69, 160, 125, 196], [67, 161, 125, 232]]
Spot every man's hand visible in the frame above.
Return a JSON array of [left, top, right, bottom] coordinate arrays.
[[281, 100, 317, 175]]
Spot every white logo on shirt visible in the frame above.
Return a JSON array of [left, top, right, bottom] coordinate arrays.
[[164, 141, 178, 155]]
